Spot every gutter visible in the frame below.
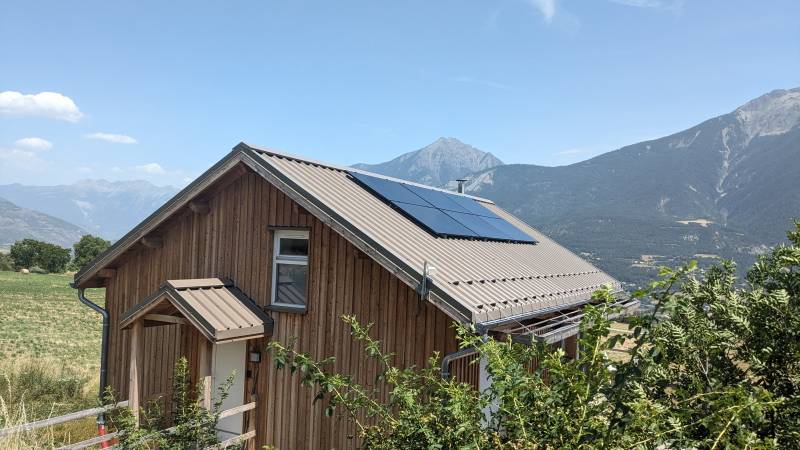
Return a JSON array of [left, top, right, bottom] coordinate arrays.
[[73, 285, 110, 433]]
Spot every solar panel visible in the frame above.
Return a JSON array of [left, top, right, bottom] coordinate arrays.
[[404, 184, 472, 214], [442, 210, 509, 240], [444, 194, 500, 217], [350, 172, 429, 206], [392, 202, 478, 238], [348, 171, 536, 244]]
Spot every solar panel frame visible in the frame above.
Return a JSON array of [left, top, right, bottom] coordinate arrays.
[[348, 171, 537, 244]]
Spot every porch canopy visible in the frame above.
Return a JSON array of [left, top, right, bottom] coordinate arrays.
[[120, 278, 273, 343]]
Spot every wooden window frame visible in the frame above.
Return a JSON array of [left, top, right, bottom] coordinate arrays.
[[270, 229, 310, 312]]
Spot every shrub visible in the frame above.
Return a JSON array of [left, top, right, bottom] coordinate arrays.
[[0, 252, 13, 271], [268, 221, 800, 449], [8, 239, 71, 273], [108, 356, 233, 449], [71, 235, 110, 272]]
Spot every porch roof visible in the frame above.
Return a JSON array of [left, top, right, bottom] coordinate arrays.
[[119, 278, 273, 343]]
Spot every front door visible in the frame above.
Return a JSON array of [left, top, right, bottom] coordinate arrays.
[[212, 340, 246, 440]]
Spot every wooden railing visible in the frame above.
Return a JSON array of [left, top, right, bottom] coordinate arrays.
[[0, 400, 257, 450], [0, 401, 128, 440]]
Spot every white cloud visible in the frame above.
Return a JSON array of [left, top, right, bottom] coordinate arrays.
[[134, 162, 166, 175], [14, 137, 53, 151], [0, 148, 46, 166], [528, 0, 557, 22], [85, 132, 138, 144], [0, 91, 83, 122]]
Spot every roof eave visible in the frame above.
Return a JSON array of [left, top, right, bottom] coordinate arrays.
[[73, 147, 249, 288]]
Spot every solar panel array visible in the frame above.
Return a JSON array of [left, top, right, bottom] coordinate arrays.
[[349, 172, 537, 244]]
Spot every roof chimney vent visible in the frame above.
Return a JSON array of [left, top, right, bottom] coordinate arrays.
[[456, 179, 468, 194]]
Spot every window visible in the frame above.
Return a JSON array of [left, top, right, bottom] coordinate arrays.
[[271, 229, 309, 310]]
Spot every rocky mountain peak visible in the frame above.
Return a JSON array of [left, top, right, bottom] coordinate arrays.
[[353, 137, 503, 186], [734, 87, 800, 142]]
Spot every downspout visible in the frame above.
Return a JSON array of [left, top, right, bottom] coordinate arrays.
[[74, 285, 110, 445], [440, 346, 478, 379]]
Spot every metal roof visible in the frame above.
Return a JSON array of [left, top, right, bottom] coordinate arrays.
[[119, 278, 274, 343], [250, 145, 622, 323], [74, 142, 622, 328]]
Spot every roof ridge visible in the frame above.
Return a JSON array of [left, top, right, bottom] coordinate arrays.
[[242, 141, 495, 204]]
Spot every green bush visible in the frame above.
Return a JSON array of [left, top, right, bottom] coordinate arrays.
[[108, 357, 233, 449], [71, 235, 110, 272], [268, 222, 800, 449], [8, 239, 71, 273], [0, 253, 12, 271]]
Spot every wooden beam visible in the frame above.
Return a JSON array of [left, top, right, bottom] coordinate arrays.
[[144, 314, 187, 325], [128, 320, 144, 425], [198, 339, 212, 410], [140, 236, 163, 249], [96, 268, 116, 279], [189, 199, 211, 215]]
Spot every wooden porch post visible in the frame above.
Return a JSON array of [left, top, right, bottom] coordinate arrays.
[[128, 320, 144, 425], [198, 339, 212, 409]]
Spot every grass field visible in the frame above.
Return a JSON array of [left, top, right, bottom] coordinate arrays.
[[0, 271, 104, 366], [0, 270, 106, 447]]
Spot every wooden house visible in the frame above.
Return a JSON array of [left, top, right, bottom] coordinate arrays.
[[72, 143, 623, 449]]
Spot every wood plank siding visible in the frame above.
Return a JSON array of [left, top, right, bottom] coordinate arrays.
[[103, 168, 472, 449]]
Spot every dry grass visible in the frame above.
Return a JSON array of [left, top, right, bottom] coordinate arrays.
[[0, 271, 104, 366], [604, 321, 636, 363], [0, 271, 106, 447]]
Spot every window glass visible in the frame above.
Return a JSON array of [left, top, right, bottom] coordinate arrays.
[[279, 238, 309, 257], [274, 263, 308, 306]]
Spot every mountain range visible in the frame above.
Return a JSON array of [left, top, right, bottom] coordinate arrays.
[[0, 179, 179, 242], [0, 196, 88, 250], [357, 88, 800, 285], [0, 88, 796, 285]]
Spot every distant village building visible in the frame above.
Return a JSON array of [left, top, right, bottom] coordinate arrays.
[[73, 143, 623, 449]]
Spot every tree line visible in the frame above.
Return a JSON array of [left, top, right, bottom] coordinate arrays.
[[0, 235, 110, 274]]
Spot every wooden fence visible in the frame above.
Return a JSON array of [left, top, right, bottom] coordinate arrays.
[[0, 400, 256, 450]]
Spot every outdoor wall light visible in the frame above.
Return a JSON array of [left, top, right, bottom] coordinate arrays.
[[249, 350, 262, 363]]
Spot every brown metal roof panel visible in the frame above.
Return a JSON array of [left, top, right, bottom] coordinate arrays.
[[168, 278, 229, 289], [121, 279, 272, 343], [258, 151, 621, 323]]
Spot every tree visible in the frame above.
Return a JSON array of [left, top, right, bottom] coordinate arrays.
[[9, 239, 40, 270], [72, 234, 110, 271], [268, 221, 800, 449], [8, 239, 71, 273], [36, 242, 71, 273]]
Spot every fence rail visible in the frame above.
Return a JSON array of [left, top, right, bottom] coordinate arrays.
[[0, 401, 129, 438], [1, 400, 257, 450]]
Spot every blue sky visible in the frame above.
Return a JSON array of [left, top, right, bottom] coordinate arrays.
[[1, 0, 798, 186]]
